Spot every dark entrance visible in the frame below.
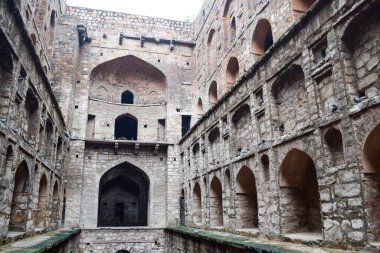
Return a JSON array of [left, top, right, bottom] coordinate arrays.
[[98, 162, 149, 227]]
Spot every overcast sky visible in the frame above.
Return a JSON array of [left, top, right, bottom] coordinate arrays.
[[66, 0, 204, 21]]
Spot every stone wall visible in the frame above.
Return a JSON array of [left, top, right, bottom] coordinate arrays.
[[178, 0, 380, 247], [0, 0, 69, 245], [80, 228, 165, 253]]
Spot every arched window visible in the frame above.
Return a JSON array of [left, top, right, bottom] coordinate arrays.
[[279, 149, 321, 234], [114, 114, 138, 140], [98, 162, 149, 227], [121, 90, 134, 104], [292, 0, 316, 12], [209, 81, 218, 104], [9, 161, 30, 232], [30, 33, 37, 46], [225, 57, 239, 92], [363, 122, 380, 173], [252, 19, 273, 55]]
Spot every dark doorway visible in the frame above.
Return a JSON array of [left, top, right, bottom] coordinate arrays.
[[115, 114, 138, 140], [181, 115, 191, 137], [121, 90, 134, 104], [98, 162, 149, 227]]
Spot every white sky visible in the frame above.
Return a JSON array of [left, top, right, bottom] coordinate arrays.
[[66, 0, 204, 21]]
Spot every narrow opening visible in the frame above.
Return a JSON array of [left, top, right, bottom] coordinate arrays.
[[261, 154, 270, 181], [121, 90, 134, 104], [181, 115, 191, 137], [115, 114, 138, 140], [324, 128, 344, 166], [209, 81, 218, 104], [86, 114, 95, 139]]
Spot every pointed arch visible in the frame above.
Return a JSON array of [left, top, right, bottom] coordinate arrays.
[[98, 162, 149, 227], [252, 19, 273, 55]]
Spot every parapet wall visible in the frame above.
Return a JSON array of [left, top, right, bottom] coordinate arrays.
[[66, 6, 194, 41]]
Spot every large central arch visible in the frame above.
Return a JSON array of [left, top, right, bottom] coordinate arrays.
[[98, 162, 149, 227]]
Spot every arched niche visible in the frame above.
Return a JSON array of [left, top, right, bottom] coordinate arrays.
[[36, 174, 48, 228], [236, 166, 258, 229], [0, 30, 14, 117], [114, 114, 138, 140], [196, 98, 204, 115], [341, 1, 380, 100], [252, 19, 273, 55], [230, 17, 236, 43], [231, 104, 251, 155], [9, 161, 30, 232], [225, 57, 239, 92], [222, 0, 233, 17], [363, 122, 380, 173], [324, 128, 344, 167], [208, 127, 220, 165], [25, 88, 39, 143], [50, 181, 59, 227], [210, 176, 223, 227], [192, 182, 202, 224], [98, 162, 149, 227], [207, 29, 215, 47], [279, 149, 321, 234], [271, 65, 307, 134], [209, 81, 218, 104], [121, 90, 134, 104], [292, 0, 316, 12], [90, 55, 167, 104]]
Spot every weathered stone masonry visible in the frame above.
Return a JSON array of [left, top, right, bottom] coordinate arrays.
[[1, 0, 380, 252]]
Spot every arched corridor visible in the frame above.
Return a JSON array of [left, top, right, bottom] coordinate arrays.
[[98, 162, 149, 227]]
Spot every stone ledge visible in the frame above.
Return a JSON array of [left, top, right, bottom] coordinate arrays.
[[165, 227, 357, 253], [0, 229, 80, 253]]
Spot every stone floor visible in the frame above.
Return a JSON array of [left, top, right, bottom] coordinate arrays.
[[0, 229, 80, 253]]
